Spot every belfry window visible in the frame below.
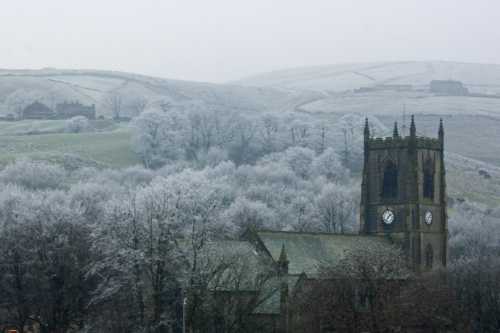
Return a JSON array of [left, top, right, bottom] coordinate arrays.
[[382, 161, 398, 198], [425, 244, 434, 269], [423, 158, 435, 199]]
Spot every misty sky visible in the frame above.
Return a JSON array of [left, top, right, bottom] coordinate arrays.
[[1, 0, 500, 83]]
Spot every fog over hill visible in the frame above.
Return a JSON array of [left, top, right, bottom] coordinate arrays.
[[0, 68, 319, 117], [235, 61, 500, 167], [1, 62, 500, 169], [235, 61, 500, 94]]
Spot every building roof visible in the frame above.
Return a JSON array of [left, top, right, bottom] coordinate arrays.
[[255, 230, 392, 276], [24, 101, 53, 112], [181, 239, 274, 292], [180, 229, 395, 316]]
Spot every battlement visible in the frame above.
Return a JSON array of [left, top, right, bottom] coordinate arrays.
[[364, 116, 444, 151], [367, 136, 442, 150]]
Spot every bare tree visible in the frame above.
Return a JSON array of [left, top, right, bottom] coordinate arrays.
[[103, 92, 123, 120], [316, 184, 357, 233], [130, 96, 149, 116], [185, 243, 278, 333]]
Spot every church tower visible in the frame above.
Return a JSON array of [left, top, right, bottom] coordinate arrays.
[[359, 116, 448, 273]]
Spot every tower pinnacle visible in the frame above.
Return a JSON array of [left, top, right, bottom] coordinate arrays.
[[410, 115, 416, 137], [393, 121, 399, 138], [364, 117, 370, 140]]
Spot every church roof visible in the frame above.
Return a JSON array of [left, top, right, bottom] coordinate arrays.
[[184, 239, 282, 315], [179, 230, 395, 316], [180, 240, 268, 291], [255, 230, 392, 276]]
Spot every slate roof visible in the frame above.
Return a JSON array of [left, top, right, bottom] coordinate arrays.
[[190, 240, 282, 315], [181, 240, 270, 291], [180, 230, 394, 316], [255, 230, 393, 276]]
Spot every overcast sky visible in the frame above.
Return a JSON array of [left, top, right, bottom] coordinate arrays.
[[1, 0, 500, 83]]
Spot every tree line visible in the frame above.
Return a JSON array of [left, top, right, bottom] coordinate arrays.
[[0, 107, 499, 332]]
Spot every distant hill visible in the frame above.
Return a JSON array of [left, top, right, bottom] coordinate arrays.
[[234, 61, 500, 95], [235, 61, 500, 167], [2, 64, 500, 171], [0, 68, 319, 118], [0, 69, 324, 168], [0, 64, 498, 206]]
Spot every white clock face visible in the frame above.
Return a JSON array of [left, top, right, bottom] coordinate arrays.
[[382, 209, 395, 225], [425, 211, 433, 225]]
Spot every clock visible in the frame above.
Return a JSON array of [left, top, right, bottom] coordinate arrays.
[[424, 210, 433, 225], [382, 209, 395, 225]]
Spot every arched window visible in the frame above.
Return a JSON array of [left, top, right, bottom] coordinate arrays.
[[423, 158, 435, 199], [425, 244, 434, 269], [382, 160, 398, 198]]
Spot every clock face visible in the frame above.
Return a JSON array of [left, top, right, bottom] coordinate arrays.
[[424, 211, 433, 225], [382, 209, 395, 225]]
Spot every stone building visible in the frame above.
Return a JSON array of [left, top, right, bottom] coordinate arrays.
[[21, 101, 54, 119], [19, 101, 96, 120], [430, 80, 469, 96], [55, 101, 96, 119], [189, 116, 450, 333]]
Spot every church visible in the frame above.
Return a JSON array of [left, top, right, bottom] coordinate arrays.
[[188, 116, 449, 333]]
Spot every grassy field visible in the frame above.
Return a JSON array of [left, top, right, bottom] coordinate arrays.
[[0, 120, 140, 168], [0, 119, 68, 135]]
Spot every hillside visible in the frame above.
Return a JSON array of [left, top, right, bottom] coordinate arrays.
[[0, 68, 319, 117], [0, 69, 321, 168], [0, 120, 137, 168], [236, 61, 500, 167], [0, 64, 499, 180], [235, 61, 500, 94]]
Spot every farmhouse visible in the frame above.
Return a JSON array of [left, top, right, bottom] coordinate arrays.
[[20, 101, 96, 120], [21, 101, 54, 119], [55, 101, 96, 119], [430, 80, 469, 96], [187, 116, 450, 333]]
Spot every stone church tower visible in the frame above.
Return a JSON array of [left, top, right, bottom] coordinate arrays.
[[359, 116, 448, 273]]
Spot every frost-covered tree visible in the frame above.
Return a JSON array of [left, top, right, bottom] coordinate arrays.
[[224, 196, 276, 231], [103, 92, 123, 120], [312, 147, 349, 182], [69, 181, 113, 223], [130, 96, 149, 116], [283, 146, 315, 179], [316, 184, 357, 233], [88, 190, 186, 332], [447, 201, 500, 331], [0, 159, 66, 190], [131, 110, 185, 168], [64, 115, 91, 133], [0, 189, 92, 332], [4, 89, 46, 118], [196, 146, 229, 168]]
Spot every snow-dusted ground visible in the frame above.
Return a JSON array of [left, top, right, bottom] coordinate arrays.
[[235, 61, 500, 170], [0, 69, 318, 117], [235, 61, 500, 94], [300, 91, 500, 118], [2, 63, 500, 171]]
